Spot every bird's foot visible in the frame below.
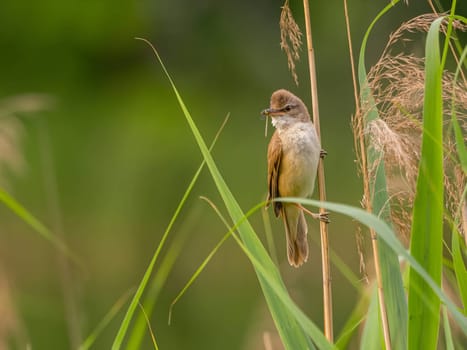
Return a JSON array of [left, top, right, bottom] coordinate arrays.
[[320, 149, 328, 159], [296, 204, 330, 223], [314, 211, 330, 223]]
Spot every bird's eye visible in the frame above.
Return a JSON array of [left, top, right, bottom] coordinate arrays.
[[283, 105, 292, 112]]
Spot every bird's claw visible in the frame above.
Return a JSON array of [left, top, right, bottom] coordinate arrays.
[[320, 149, 328, 159], [313, 211, 330, 223]]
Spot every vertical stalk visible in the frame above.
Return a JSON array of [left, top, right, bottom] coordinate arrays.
[[343, 1, 392, 349], [302, 0, 333, 341]]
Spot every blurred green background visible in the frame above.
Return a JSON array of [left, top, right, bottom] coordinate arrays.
[[0, 0, 463, 349]]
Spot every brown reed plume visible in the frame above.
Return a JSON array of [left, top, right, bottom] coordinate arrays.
[[356, 14, 467, 244], [0, 94, 55, 188], [280, 0, 302, 86]]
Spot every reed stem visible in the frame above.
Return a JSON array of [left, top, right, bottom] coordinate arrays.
[[343, 1, 392, 349], [302, 0, 333, 341]]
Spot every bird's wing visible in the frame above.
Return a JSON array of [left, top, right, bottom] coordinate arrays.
[[267, 130, 282, 217]]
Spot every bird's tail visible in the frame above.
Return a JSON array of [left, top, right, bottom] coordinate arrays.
[[281, 204, 308, 267]]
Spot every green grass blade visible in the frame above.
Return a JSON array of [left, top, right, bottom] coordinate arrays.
[[173, 196, 362, 349], [111, 176, 189, 349], [125, 115, 229, 350], [261, 207, 279, 266], [79, 289, 134, 350], [443, 307, 455, 350], [357, 2, 408, 348], [335, 292, 368, 349], [138, 303, 159, 350], [168, 198, 233, 325], [359, 286, 381, 350], [125, 219, 189, 349], [408, 17, 444, 350], [0, 187, 81, 266], [111, 102, 228, 350], [278, 197, 467, 334], [206, 201, 329, 349], [452, 223, 467, 313], [326, 243, 362, 292], [139, 38, 332, 349]]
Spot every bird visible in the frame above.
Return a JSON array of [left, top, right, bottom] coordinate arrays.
[[262, 89, 326, 267]]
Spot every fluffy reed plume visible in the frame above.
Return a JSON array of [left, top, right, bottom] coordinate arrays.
[[280, 0, 302, 86], [355, 14, 467, 244], [0, 94, 55, 187]]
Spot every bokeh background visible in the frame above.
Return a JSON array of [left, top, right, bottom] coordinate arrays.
[[0, 0, 464, 349]]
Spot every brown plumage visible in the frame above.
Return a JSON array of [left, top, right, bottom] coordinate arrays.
[[263, 89, 321, 267]]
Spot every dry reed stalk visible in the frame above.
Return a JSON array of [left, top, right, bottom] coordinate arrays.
[[280, 0, 334, 340], [344, 1, 392, 348], [301, 0, 333, 341]]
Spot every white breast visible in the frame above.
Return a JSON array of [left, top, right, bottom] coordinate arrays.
[[277, 121, 321, 197]]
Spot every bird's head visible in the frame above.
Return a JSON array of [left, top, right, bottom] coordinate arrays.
[[261, 89, 310, 124]]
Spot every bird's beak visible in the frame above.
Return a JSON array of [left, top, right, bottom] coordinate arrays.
[[261, 108, 281, 117]]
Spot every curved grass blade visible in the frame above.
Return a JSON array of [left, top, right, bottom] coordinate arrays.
[[278, 197, 467, 334], [171, 194, 364, 349], [139, 37, 332, 349], [407, 17, 444, 350], [169, 197, 329, 348], [0, 188, 81, 267], [168, 197, 233, 326], [359, 287, 381, 350], [261, 207, 279, 266], [125, 209, 191, 349], [125, 116, 229, 350], [335, 292, 368, 349], [443, 307, 455, 350], [310, 233, 362, 292], [111, 100, 229, 349], [175, 194, 365, 349], [79, 289, 134, 350], [452, 217, 467, 312], [202, 199, 331, 349], [138, 303, 159, 350]]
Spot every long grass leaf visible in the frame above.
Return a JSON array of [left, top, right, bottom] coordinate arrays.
[[359, 286, 381, 350], [79, 289, 134, 350], [201, 200, 330, 349], [111, 91, 229, 350], [407, 17, 444, 350], [278, 197, 467, 333], [335, 292, 368, 349], [125, 115, 229, 350], [452, 224, 467, 312], [168, 198, 232, 325], [261, 207, 279, 266], [443, 307, 455, 350], [357, 2, 408, 348], [0, 188, 81, 266], [139, 38, 332, 349], [125, 218, 188, 349], [138, 303, 159, 350]]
